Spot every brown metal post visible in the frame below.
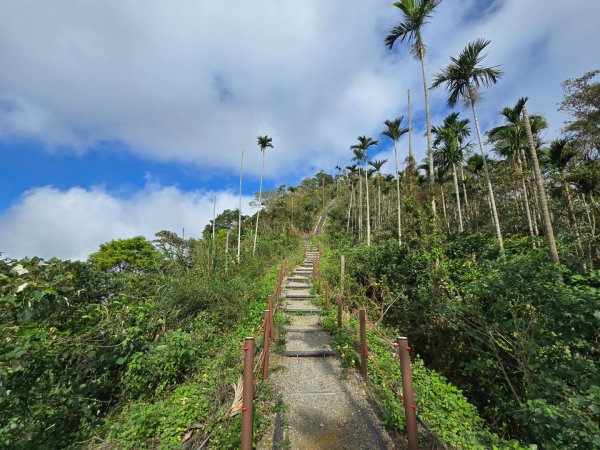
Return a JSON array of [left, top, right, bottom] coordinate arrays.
[[325, 282, 329, 307], [359, 309, 367, 378], [318, 270, 322, 294], [241, 337, 255, 450], [398, 336, 418, 450], [267, 296, 275, 340], [337, 298, 342, 328], [340, 254, 345, 296], [262, 311, 271, 380]]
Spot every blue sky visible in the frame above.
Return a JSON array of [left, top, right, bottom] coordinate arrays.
[[1, 0, 598, 259]]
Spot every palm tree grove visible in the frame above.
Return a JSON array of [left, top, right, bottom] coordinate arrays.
[[1, 1, 598, 449]]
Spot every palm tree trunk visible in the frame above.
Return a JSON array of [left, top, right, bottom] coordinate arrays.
[[459, 165, 471, 225], [346, 181, 355, 233], [408, 90, 413, 160], [377, 172, 382, 229], [441, 187, 449, 231], [252, 150, 265, 255], [523, 106, 559, 264], [452, 163, 464, 232], [394, 140, 402, 246], [237, 150, 244, 264], [471, 98, 505, 255], [365, 158, 371, 246], [563, 179, 585, 261], [357, 168, 363, 240], [516, 152, 536, 244], [419, 51, 436, 216]]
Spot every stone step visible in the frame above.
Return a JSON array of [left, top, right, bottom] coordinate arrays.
[[286, 277, 309, 283], [287, 328, 325, 332], [285, 330, 333, 354], [288, 314, 322, 329], [282, 350, 338, 357], [283, 307, 321, 313], [286, 294, 314, 299], [285, 284, 311, 289]]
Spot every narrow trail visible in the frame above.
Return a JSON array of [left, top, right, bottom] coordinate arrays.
[[270, 238, 399, 449]]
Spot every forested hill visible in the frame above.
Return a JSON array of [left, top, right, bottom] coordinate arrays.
[[1, 70, 599, 449]]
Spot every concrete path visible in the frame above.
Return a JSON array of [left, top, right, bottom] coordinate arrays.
[[270, 244, 398, 449]]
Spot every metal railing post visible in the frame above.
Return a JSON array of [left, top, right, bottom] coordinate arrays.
[[262, 311, 271, 380], [267, 295, 275, 341], [398, 336, 418, 450], [318, 270, 322, 294], [241, 337, 255, 450], [337, 298, 342, 328], [359, 309, 367, 378], [340, 255, 345, 295]]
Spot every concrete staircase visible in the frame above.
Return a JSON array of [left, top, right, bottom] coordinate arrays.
[[270, 243, 396, 449]]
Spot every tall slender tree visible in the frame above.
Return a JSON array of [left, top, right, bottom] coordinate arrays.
[[369, 159, 389, 229], [488, 97, 547, 243], [351, 136, 379, 246], [523, 105, 560, 264], [386, 0, 442, 214], [382, 117, 409, 246], [237, 150, 244, 264], [547, 138, 585, 262], [432, 39, 504, 254], [432, 112, 471, 232], [351, 148, 366, 239], [253, 135, 274, 255]]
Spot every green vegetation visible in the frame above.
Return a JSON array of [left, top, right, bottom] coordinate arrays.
[[1, 1, 598, 448], [0, 192, 310, 448]]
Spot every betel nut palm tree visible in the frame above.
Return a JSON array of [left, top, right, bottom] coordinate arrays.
[[431, 38, 505, 255], [431, 112, 471, 232], [522, 104, 560, 263], [351, 147, 366, 240], [351, 136, 379, 246], [253, 135, 274, 256], [487, 97, 547, 243], [386, 0, 442, 214], [547, 138, 584, 263], [368, 159, 388, 229], [382, 117, 409, 246]]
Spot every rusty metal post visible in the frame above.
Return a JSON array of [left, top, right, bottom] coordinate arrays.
[[267, 296, 275, 341], [398, 336, 418, 450], [359, 309, 367, 378], [337, 298, 342, 328], [340, 254, 345, 296], [325, 282, 329, 307], [318, 270, 322, 294], [262, 311, 271, 380], [241, 337, 255, 450]]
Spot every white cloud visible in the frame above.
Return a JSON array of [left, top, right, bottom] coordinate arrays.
[[0, 185, 253, 260], [0, 0, 598, 177]]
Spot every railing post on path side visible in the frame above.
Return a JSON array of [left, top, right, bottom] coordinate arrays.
[[318, 270, 322, 294], [267, 295, 275, 341], [325, 282, 329, 308], [262, 311, 271, 381], [241, 337, 255, 450], [398, 336, 419, 450], [337, 298, 342, 328], [359, 309, 367, 378], [340, 255, 345, 295]]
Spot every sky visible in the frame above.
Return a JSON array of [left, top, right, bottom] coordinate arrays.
[[1, 0, 598, 260]]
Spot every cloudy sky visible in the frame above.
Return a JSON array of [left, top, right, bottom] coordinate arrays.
[[1, 0, 598, 259]]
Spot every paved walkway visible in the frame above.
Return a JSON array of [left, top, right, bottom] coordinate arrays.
[[270, 243, 398, 449]]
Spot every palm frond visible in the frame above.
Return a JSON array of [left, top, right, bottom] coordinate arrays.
[[228, 377, 244, 417]]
